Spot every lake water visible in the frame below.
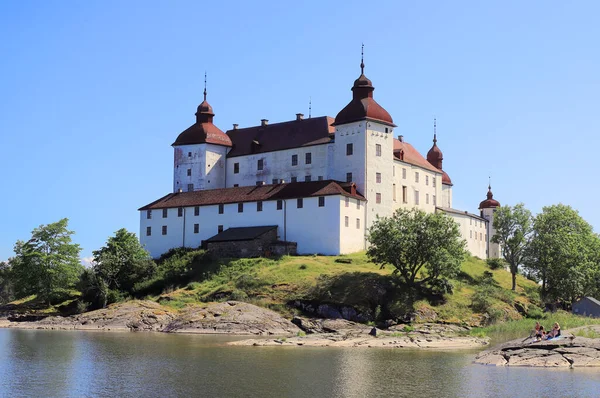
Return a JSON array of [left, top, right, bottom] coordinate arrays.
[[1, 329, 599, 398]]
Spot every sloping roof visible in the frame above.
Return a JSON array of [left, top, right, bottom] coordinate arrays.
[[393, 139, 441, 174], [226, 116, 334, 158], [333, 97, 395, 127], [582, 297, 600, 307], [437, 207, 486, 221], [173, 122, 232, 147], [139, 180, 365, 210], [205, 226, 277, 243]]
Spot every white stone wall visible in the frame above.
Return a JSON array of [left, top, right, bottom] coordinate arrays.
[[330, 121, 367, 193], [226, 144, 330, 187], [441, 184, 453, 208], [139, 195, 364, 258], [363, 122, 394, 229], [439, 210, 488, 259], [391, 160, 442, 214], [173, 143, 227, 192], [339, 196, 367, 253]]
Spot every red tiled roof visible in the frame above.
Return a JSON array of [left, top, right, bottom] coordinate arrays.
[[479, 186, 500, 209], [226, 116, 334, 158], [173, 122, 233, 147], [139, 180, 365, 210], [393, 139, 441, 174], [206, 226, 277, 243]]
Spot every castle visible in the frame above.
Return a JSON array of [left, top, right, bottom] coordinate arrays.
[[139, 55, 502, 259]]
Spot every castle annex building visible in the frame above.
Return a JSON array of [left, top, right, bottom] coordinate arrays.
[[139, 58, 502, 259]]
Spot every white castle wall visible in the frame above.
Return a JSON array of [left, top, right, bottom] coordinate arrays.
[[173, 143, 227, 192], [391, 160, 442, 214], [439, 210, 488, 259], [226, 144, 330, 187]]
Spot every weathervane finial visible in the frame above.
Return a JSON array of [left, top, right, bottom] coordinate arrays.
[[488, 176, 491, 190], [203, 71, 207, 101], [309, 97, 312, 119], [360, 43, 365, 74], [433, 117, 437, 143]]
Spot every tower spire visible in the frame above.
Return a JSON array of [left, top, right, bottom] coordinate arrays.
[[433, 117, 437, 144], [309, 97, 312, 118], [203, 71, 207, 101], [488, 176, 491, 191], [360, 43, 365, 74]]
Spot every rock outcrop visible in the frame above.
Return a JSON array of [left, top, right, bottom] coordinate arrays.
[[0, 300, 299, 335], [475, 326, 600, 367]]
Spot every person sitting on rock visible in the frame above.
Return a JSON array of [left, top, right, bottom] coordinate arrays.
[[547, 322, 561, 339], [536, 325, 546, 341], [531, 322, 542, 339]]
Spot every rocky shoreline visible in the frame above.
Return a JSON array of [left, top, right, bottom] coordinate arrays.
[[0, 300, 489, 350], [475, 326, 600, 367]]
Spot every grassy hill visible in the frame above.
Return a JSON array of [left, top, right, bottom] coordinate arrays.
[[154, 251, 542, 327]]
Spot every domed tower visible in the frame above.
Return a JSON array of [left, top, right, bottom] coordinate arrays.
[[331, 45, 396, 230], [479, 182, 502, 258], [172, 74, 232, 192], [427, 119, 453, 207]]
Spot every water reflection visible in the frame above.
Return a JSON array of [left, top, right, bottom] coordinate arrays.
[[0, 330, 599, 398]]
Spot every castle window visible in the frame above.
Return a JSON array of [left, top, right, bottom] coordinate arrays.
[[402, 186, 407, 203], [402, 168, 407, 179], [218, 225, 224, 233], [292, 154, 298, 166], [318, 176, 323, 181], [297, 198, 303, 208], [257, 159, 264, 171], [470, 219, 472, 225], [393, 184, 396, 201], [433, 195, 436, 206], [146, 226, 151, 236], [256, 181, 263, 186], [393, 166, 395, 177], [187, 184, 193, 192], [346, 143, 353, 156], [345, 216, 349, 227], [233, 184, 239, 187], [376, 144, 382, 157], [218, 204, 224, 214], [480, 232, 483, 240], [194, 224, 199, 234], [433, 177, 436, 187], [291, 176, 297, 183], [277, 200, 283, 210], [187, 168, 191, 176], [188, 152, 192, 157], [345, 197, 349, 207], [415, 172, 419, 183], [257, 201, 263, 212], [376, 172, 381, 183], [146, 210, 152, 219], [426, 176, 429, 186], [470, 230, 473, 238], [234, 163, 239, 174], [194, 206, 199, 216], [305, 153, 312, 165], [356, 199, 360, 209], [178, 207, 183, 217], [162, 226, 167, 235], [385, 128, 389, 134], [376, 193, 381, 204], [426, 194, 429, 204], [318, 197, 325, 207], [238, 203, 243, 213], [414, 190, 420, 205], [162, 209, 168, 218], [346, 172, 352, 183], [305, 175, 311, 182], [356, 218, 360, 229]]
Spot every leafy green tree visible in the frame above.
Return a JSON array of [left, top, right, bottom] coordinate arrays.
[[92, 228, 155, 294], [78, 268, 108, 310], [9, 218, 83, 304], [367, 209, 467, 290], [0, 261, 13, 304], [525, 204, 599, 304], [492, 203, 533, 291]]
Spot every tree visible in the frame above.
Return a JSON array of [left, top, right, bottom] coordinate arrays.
[[92, 228, 155, 294], [525, 204, 599, 304], [0, 261, 13, 304], [492, 203, 532, 291], [367, 208, 467, 290], [9, 218, 83, 304]]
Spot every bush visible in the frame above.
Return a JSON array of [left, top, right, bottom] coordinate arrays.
[[471, 289, 494, 313], [106, 289, 126, 305], [486, 258, 506, 270], [48, 289, 74, 306], [526, 306, 545, 319]]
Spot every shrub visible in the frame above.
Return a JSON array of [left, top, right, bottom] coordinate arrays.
[[486, 258, 506, 270], [106, 289, 126, 305], [299, 264, 307, 270], [48, 289, 74, 306], [526, 306, 545, 319], [471, 289, 494, 313]]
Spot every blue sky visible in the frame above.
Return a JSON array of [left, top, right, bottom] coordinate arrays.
[[1, 1, 598, 261]]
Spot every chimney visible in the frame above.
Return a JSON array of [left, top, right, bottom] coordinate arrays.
[[351, 183, 357, 196], [296, 113, 304, 121], [398, 135, 404, 142], [261, 119, 268, 126], [233, 123, 238, 130]]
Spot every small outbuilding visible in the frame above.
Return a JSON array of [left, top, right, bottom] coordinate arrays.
[[205, 226, 296, 258], [572, 297, 600, 318]]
